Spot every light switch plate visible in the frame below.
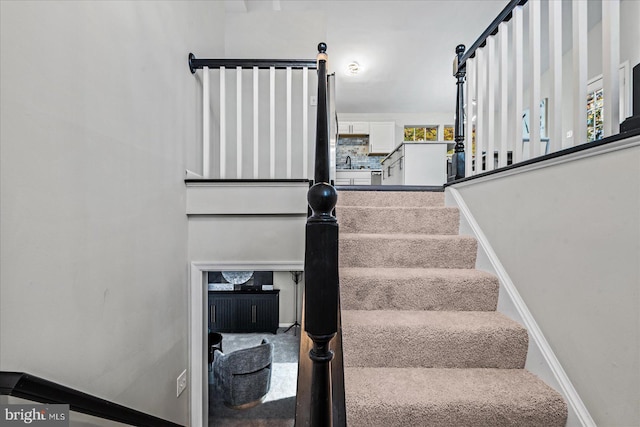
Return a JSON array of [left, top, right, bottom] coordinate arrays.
[[177, 369, 187, 397]]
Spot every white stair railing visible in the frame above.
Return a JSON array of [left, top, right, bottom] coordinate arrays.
[[188, 55, 318, 180], [451, 0, 631, 180]]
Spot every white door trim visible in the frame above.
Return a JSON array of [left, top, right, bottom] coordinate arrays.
[[188, 260, 304, 427]]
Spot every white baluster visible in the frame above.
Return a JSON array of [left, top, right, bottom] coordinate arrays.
[[499, 22, 508, 168], [549, 0, 563, 153], [602, 0, 620, 137], [236, 66, 242, 179], [202, 66, 210, 178], [486, 35, 496, 171], [286, 67, 292, 179], [253, 67, 259, 179], [513, 6, 524, 164], [572, 0, 588, 146], [529, 0, 541, 158], [465, 57, 475, 177], [270, 66, 275, 179], [302, 67, 309, 179], [476, 48, 486, 173], [220, 66, 226, 179]]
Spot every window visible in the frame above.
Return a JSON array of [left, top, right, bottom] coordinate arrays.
[[585, 62, 630, 143], [587, 88, 604, 142], [443, 125, 454, 141], [404, 126, 438, 141]]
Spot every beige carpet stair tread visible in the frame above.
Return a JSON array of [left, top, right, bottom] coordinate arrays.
[[340, 233, 477, 269], [337, 190, 444, 208], [344, 367, 568, 427], [337, 189, 568, 426], [338, 206, 459, 234], [341, 310, 528, 368], [340, 267, 499, 311]]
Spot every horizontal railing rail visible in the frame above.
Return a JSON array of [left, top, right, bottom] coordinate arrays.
[[1, 371, 183, 427], [457, 0, 527, 68], [451, 0, 635, 181], [188, 54, 319, 180], [188, 54, 317, 73]]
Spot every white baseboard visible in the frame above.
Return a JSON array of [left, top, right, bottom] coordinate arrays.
[[446, 187, 595, 427]]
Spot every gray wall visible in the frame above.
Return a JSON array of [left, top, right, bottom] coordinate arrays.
[[453, 137, 640, 426], [0, 1, 224, 423]]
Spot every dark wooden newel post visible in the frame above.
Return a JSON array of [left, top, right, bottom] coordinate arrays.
[[452, 44, 466, 180], [304, 42, 338, 427]]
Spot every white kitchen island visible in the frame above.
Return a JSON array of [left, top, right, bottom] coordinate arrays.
[[381, 142, 453, 186]]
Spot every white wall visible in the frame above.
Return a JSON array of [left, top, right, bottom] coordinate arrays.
[[274, 272, 304, 327], [225, 8, 327, 59], [0, 1, 224, 424], [619, 0, 640, 78], [452, 136, 640, 426]]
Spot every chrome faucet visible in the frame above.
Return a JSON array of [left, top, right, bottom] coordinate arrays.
[[345, 155, 352, 169]]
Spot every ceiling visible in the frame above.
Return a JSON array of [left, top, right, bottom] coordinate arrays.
[[228, 0, 510, 114]]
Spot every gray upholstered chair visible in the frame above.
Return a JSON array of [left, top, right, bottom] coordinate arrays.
[[213, 338, 274, 409]]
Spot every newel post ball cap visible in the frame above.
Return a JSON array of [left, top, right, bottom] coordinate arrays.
[[318, 42, 327, 53], [308, 182, 337, 217], [456, 44, 465, 54]]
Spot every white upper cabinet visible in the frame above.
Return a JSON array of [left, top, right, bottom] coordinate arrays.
[[338, 121, 370, 135], [369, 122, 396, 153]]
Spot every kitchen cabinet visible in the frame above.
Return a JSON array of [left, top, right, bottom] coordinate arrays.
[[381, 142, 452, 186], [369, 122, 396, 154], [209, 290, 279, 334], [335, 170, 373, 185], [338, 121, 370, 135]]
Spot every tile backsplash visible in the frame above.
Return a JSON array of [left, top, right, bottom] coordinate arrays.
[[336, 136, 385, 170]]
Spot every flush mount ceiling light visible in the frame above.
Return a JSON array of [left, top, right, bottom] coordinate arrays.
[[346, 61, 360, 75]]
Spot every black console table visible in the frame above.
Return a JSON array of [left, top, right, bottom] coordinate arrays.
[[208, 290, 279, 334]]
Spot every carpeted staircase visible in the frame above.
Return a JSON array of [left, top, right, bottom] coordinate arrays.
[[337, 190, 568, 426]]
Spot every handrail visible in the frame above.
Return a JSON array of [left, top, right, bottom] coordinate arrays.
[[0, 371, 183, 427], [188, 54, 317, 73], [303, 42, 340, 426], [457, 0, 528, 68]]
